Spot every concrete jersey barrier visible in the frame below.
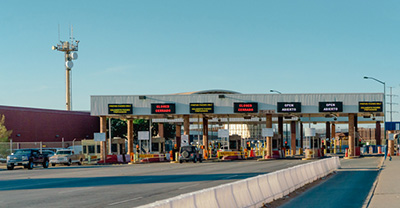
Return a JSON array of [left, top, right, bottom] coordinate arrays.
[[137, 157, 341, 208]]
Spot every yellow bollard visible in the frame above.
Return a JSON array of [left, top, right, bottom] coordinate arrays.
[[299, 148, 303, 155]]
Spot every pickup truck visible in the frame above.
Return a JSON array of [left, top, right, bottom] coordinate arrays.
[[49, 149, 85, 166], [6, 149, 50, 170]]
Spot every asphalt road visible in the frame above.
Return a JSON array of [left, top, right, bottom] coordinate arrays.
[[279, 156, 382, 208], [0, 159, 311, 208]]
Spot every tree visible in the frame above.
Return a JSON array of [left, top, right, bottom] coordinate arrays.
[[107, 118, 160, 139], [0, 114, 12, 157], [162, 123, 176, 139], [0, 115, 12, 142], [133, 119, 158, 138], [108, 118, 127, 138], [106, 118, 177, 144]]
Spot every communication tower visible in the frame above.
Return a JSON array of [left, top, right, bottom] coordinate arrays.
[[52, 26, 79, 111]]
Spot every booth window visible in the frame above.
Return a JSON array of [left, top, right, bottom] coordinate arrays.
[[111, 144, 118, 153], [88, 145, 95, 154]]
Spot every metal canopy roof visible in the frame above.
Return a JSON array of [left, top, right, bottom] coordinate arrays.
[[91, 92, 384, 124]]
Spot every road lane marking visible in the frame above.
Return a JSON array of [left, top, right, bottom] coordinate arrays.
[[108, 197, 142, 206], [178, 183, 199, 190], [58, 187, 94, 194]]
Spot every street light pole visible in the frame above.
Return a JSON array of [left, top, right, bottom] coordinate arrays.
[[364, 76, 386, 145], [270, 89, 287, 146]]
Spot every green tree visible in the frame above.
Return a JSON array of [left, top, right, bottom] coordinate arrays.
[[0, 114, 12, 157], [107, 118, 161, 138], [0, 115, 12, 142], [108, 118, 127, 138], [162, 123, 176, 139], [133, 119, 158, 138], [107, 118, 176, 142]]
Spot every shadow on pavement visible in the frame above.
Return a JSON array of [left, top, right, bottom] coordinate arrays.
[[0, 172, 267, 191], [279, 170, 379, 208]]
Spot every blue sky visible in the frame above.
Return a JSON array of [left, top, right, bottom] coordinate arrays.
[[1, 1, 400, 121]]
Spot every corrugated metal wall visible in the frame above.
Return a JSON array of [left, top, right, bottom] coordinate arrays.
[[91, 93, 384, 116]]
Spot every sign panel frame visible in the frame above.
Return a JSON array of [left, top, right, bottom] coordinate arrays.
[[277, 102, 302, 113], [94, 133, 106, 142], [305, 128, 316, 137], [190, 103, 214, 114], [262, 128, 274, 137], [108, 104, 133, 115], [151, 103, 176, 114], [218, 129, 229, 138], [233, 102, 258, 113], [359, 101, 383, 112], [319, 102, 343, 112], [181, 135, 189, 146], [138, 131, 150, 140]]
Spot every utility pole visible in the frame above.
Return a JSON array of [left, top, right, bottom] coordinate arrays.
[[52, 26, 79, 111]]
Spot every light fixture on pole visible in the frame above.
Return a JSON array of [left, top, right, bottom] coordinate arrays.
[[52, 26, 79, 111], [364, 76, 386, 144], [270, 89, 282, 94]]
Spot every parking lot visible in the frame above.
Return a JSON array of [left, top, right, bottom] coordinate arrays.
[[0, 159, 311, 207]]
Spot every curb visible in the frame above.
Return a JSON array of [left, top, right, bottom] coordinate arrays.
[[257, 158, 276, 161], [362, 156, 385, 208]]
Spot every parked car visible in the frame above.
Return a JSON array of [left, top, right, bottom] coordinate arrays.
[[179, 146, 202, 163], [49, 149, 85, 166], [6, 149, 50, 170], [42, 150, 56, 158]]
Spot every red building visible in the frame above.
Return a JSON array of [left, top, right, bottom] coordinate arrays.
[[0, 105, 99, 143]]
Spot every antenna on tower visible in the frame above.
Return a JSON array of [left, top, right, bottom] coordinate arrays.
[[52, 26, 79, 111], [70, 24, 74, 42]]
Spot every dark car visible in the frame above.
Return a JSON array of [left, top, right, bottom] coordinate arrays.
[[6, 149, 50, 170], [42, 150, 56, 158], [179, 146, 202, 163]]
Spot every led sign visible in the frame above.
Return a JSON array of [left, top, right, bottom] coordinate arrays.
[[277, 102, 301, 113], [234, 102, 258, 113], [108, 104, 133, 114], [359, 102, 383, 112], [151, 103, 176, 114], [319, 102, 343, 112], [190, 103, 214, 114]]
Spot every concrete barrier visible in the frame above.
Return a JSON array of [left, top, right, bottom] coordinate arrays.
[[137, 157, 340, 208], [194, 188, 219, 207], [257, 175, 274, 204], [215, 184, 237, 207]]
